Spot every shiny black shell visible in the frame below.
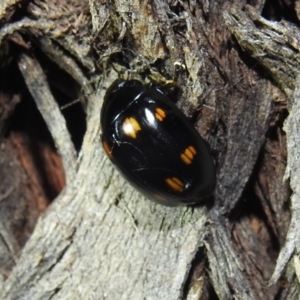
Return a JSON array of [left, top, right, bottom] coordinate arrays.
[[101, 80, 215, 206]]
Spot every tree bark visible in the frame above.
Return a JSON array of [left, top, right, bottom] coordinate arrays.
[[0, 0, 298, 299]]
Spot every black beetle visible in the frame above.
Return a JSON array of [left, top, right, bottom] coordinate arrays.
[[101, 80, 215, 206]]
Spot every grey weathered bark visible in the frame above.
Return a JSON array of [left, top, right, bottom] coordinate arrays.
[[0, 0, 298, 299]]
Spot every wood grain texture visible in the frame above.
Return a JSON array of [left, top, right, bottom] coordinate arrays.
[[0, 0, 297, 299]]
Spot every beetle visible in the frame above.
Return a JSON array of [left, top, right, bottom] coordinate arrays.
[[100, 79, 216, 206]]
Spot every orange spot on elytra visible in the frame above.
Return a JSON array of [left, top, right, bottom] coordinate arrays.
[[102, 141, 113, 159], [165, 177, 184, 192], [122, 117, 141, 139], [181, 146, 197, 165], [155, 108, 166, 121]]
